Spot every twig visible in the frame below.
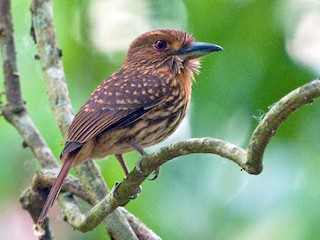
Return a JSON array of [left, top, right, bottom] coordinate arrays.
[[246, 79, 320, 173], [120, 208, 162, 240], [0, 0, 23, 110]]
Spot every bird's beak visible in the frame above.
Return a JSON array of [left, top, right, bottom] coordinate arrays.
[[177, 42, 223, 59]]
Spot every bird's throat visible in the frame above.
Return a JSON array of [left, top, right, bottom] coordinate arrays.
[[172, 57, 200, 81]]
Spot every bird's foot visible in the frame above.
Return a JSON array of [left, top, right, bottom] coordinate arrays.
[[136, 156, 161, 180], [149, 166, 160, 181], [111, 181, 121, 199], [135, 153, 148, 175], [111, 182, 142, 201], [129, 185, 142, 199]]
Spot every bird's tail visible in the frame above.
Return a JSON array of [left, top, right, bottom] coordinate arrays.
[[37, 152, 76, 224]]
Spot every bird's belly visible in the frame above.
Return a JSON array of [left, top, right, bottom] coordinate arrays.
[[91, 104, 186, 157], [137, 107, 185, 147]]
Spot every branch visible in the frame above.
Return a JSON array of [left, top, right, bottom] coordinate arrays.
[[62, 79, 320, 231], [30, 0, 73, 136], [119, 208, 162, 240], [31, 169, 91, 204], [0, 0, 23, 110], [20, 188, 55, 240], [246, 79, 320, 173], [0, 0, 55, 239]]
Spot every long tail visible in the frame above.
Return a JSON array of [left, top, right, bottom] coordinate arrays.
[[37, 152, 76, 224]]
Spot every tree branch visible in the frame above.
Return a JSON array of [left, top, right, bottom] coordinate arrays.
[[31, 169, 91, 204], [30, 0, 73, 136], [61, 79, 320, 231], [0, 0, 23, 110], [246, 79, 320, 173], [0, 0, 55, 239]]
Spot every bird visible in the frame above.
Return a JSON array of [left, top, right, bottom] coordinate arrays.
[[37, 29, 222, 224]]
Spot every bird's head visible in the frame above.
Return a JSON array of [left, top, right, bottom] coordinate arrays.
[[124, 29, 223, 78]]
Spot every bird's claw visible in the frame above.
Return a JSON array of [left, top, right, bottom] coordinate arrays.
[[136, 155, 161, 180], [129, 185, 142, 199], [111, 182, 121, 199], [148, 167, 160, 180], [111, 182, 142, 201], [135, 154, 147, 175]]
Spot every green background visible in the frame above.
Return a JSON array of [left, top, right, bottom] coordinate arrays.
[[1, 0, 319, 239]]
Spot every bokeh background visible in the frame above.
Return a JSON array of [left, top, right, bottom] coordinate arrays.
[[1, 0, 319, 239]]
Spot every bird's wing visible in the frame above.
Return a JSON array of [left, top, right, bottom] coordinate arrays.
[[62, 70, 173, 154]]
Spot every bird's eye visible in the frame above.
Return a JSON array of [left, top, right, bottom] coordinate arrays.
[[153, 40, 168, 51]]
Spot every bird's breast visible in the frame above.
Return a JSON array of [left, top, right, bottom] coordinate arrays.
[[130, 77, 191, 147], [94, 81, 190, 156]]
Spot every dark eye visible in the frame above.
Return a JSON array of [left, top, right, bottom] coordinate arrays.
[[154, 40, 168, 50]]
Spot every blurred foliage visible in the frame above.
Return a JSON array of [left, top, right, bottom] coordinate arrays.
[[0, 0, 319, 239]]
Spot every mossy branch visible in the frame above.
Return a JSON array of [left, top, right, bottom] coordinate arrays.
[[59, 78, 320, 231]]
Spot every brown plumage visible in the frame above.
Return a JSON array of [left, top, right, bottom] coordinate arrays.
[[37, 29, 222, 224]]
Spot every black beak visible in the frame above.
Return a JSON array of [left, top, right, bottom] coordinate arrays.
[[177, 42, 223, 59]]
